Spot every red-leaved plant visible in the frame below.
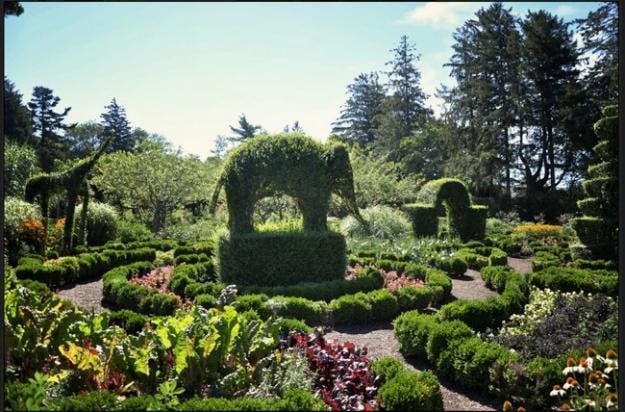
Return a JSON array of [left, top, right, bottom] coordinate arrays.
[[289, 330, 379, 411]]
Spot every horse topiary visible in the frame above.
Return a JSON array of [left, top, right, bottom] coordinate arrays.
[[25, 136, 113, 254], [403, 178, 487, 242]]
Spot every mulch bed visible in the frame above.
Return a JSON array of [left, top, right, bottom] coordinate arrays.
[[56, 278, 106, 314]]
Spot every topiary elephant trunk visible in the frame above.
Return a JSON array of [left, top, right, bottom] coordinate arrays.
[[209, 133, 365, 233]]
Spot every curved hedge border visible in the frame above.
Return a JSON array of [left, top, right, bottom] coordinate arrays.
[[74, 239, 178, 254], [102, 261, 179, 315], [437, 268, 529, 331], [528, 266, 618, 296], [15, 247, 156, 287]]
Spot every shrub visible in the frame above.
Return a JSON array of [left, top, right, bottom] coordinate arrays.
[[531, 251, 561, 271], [4, 197, 43, 262], [426, 320, 475, 364], [453, 249, 488, 270], [193, 293, 217, 309], [73, 201, 118, 246], [117, 395, 165, 411], [371, 357, 405, 384], [240, 267, 383, 302], [108, 309, 148, 334], [366, 289, 399, 322], [528, 266, 618, 296], [261, 296, 329, 325], [217, 231, 346, 286], [402, 204, 438, 237], [480, 265, 514, 293], [395, 285, 433, 311], [50, 390, 118, 411], [115, 218, 154, 243], [173, 253, 209, 266], [393, 310, 438, 357], [341, 205, 412, 239], [423, 268, 452, 300], [179, 389, 326, 411], [378, 370, 444, 411], [436, 337, 520, 394], [274, 317, 313, 334], [571, 258, 617, 271], [513, 224, 562, 235], [438, 274, 528, 331], [488, 248, 508, 266], [330, 293, 372, 325], [429, 255, 468, 277], [233, 293, 269, 313]]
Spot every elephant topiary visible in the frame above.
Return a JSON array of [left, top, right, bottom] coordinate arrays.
[[210, 132, 364, 233]]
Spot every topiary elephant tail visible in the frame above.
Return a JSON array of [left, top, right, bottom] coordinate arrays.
[[209, 174, 225, 215]]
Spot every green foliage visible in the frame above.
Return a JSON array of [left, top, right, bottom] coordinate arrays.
[[217, 231, 346, 286], [392, 311, 438, 357], [573, 105, 618, 260], [4, 140, 40, 199], [4, 196, 43, 264], [173, 253, 210, 266], [117, 395, 164, 411], [73, 201, 118, 246], [371, 357, 405, 384], [260, 296, 329, 325], [108, 309, 148, 334], [93, 145, 216, 232], [273, 318, 313, 334], [426, 320, 474, 364], [378, 370, 444, 411], [341, 205, 411, 239], [214, 133, 360, 233], [528, 266, 618, 296], [480, 266, 515, 293], [436, 337, 520, 394], [115, 218, 154, 243], [49, 390, 118, 411], [438, 274, 529, 331], [404, 178, 487, 241], [240, 267, 384, 302], [395, 285, 434, 311], [232, 294, 269, 314], [178, 389, 326, 411]]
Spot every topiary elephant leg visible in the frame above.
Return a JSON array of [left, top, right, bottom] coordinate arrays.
[[78, 181, 89, 246], [300, 198, 328, 231]]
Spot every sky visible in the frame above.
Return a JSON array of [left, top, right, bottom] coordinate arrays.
[[5, 2, 601, 160]]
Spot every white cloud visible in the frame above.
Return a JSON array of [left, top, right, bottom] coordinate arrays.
[[401, 2, 480, 28], [554, 5, 578, 17]]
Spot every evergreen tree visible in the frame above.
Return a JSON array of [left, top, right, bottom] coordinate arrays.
[[3, 77, 33, 145], [229, 114, 262, 143], [211, 135, 229, 158], [575, 2, 618, 107], [332, 72, 385, 146], [101, 98, 133, 152], [65, 121, 106, 158], [519, 10, 580, 193], [27, 86, 74, 172]]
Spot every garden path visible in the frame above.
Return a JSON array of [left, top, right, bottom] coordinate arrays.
[[56, 278, 106, 314], [507, 256, 533, 274]]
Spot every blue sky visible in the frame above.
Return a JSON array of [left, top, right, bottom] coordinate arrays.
[[5, 2, 600, 159]]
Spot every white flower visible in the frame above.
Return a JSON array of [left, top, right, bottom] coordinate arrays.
[[584, 399, 596, 408], [563, 366, 577, 375], [550, 387, 566, 397]]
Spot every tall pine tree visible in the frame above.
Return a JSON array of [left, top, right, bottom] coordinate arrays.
[[101, 98, 133, 152], [4, 77, 33, 145], [332, 72, 385, 147], [229, 114, 262, 143], [27, 86, 74, 172]]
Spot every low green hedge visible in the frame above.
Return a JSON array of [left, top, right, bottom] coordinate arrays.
[[74, 239, 177, 254], [168, 261, 218, 299], [259, 296, 330, 325], [173, 253, 210, 266], [402, 203, 438, 237], [15, 247, 156, 287], [240, 267, 384, 302], [378, 370, 444, 411], [480, 265, 515, 293], [108, 309, 148, 334], [102, 261, 179, 315], [217, 231, 346, 286], [428, 256, 468, 277], [531, 251, 561, 271], [528, 266, 618, 296], [173, 241, 214, 258], [571, 258, 617, 271], [437, 272, 529, 331]]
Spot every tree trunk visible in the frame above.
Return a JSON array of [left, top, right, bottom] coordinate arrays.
[[504, 128, 511, 204], [79, 182, 90, 246]]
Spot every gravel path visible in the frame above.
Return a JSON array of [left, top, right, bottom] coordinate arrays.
[[56, 278, 106, 314], [507, 256, 533, 274], [451, 269, 499, 301]]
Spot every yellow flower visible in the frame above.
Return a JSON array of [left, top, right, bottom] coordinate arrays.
[[502, 400, 513, 412]]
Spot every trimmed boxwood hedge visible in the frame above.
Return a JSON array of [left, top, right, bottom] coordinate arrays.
[[102, 261, 178, 315], [14, 247, 156, 287], [528, 266, 618, 296], [240, 267, 384, 301], [217, 231, 346, 286], [378, 369, 444, 411], [437, 272, 529, 331]]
